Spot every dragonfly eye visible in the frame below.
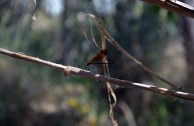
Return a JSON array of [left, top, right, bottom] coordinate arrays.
[[101, 49, 107, 55]]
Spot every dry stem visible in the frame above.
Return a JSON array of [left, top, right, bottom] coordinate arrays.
[[141, 0, 194, 18], [86, 14, 180, 90], [0, 48, 194, 101]]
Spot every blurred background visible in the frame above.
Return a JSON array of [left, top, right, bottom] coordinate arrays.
[[0, 0, 194, 125]]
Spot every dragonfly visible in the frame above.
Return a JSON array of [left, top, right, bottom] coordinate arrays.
[[85, 49, 115, 66]]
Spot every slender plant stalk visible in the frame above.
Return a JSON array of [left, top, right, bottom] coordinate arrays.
[[87, 14, 181, 90], [104, 33, 180, 90]]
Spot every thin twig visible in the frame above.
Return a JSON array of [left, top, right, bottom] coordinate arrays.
[[96, 16, 118, 126], [104, 33, 180, 90], [141, 0, 194, 18], [0, 48, 194, 101], [86, 14, 180, 90], [0, 48, 66, 71]]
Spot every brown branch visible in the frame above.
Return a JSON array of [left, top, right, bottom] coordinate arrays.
[[105, 25, 180, 90], [86, 14, 181, 90], [104, 32, 180, 90], [141, 0, 194, 18], [0, 48, 66, 71], [0, 48, 194, 101]]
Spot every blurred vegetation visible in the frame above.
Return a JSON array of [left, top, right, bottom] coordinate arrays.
[[0, 0, 194, 126]]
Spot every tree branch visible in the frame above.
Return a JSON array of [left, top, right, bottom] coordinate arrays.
[[0, 48, 194, 101], [86, 14, 182, 90], [141, 0, 194, 18]]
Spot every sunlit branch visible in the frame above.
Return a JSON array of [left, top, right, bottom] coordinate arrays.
[[0, 48, 194, 101], [141, 0, 194, 18]]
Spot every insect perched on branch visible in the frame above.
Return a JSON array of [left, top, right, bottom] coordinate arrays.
[[85, 49, 107, 66]]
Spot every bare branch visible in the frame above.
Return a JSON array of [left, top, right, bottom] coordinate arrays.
[[0, 48, 194, 101], [141, 0, 194, 18], [104, 31, 180, 90], [86, 14, 180, 90], [0, 48, 65, 71]]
